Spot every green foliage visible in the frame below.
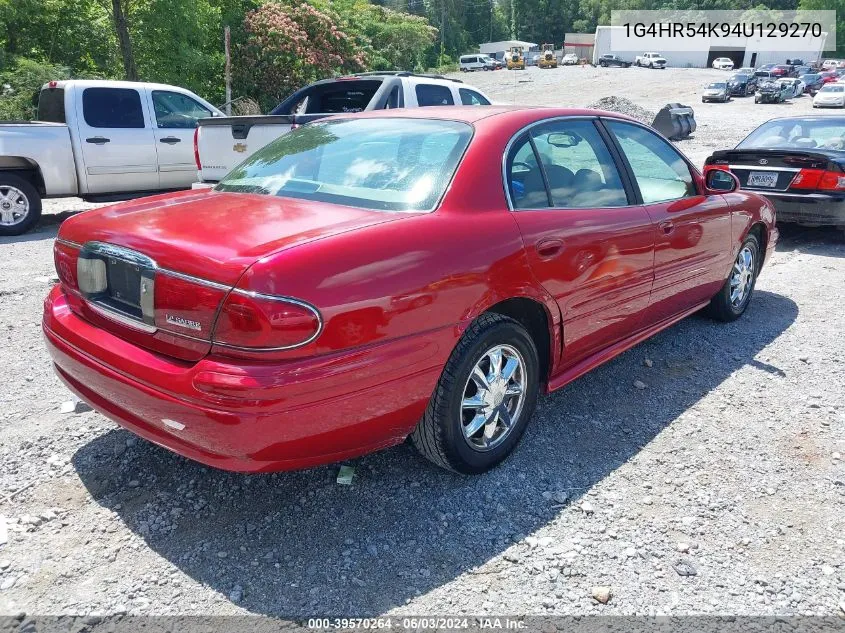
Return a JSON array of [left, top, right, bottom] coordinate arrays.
[[799, 0, 843, 55], [234, 1, 367, 112], [0, 58, 70, 120], [345, 1, 437, 72]]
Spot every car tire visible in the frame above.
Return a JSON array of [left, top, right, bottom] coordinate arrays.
[[0, 173, 42, 237], [708, 233, 761, 322], [411, 313, 540, 474]]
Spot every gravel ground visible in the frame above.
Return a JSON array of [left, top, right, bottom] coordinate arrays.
[[1, 67, 844, 620]]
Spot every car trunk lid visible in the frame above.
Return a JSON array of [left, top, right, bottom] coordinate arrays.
[[706, 148, 842, 192], [56, 189, 406, 361]]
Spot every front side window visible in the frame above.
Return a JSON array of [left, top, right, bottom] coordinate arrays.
[[415, 84, 454, 106], [531, 120, 627, 208], [459, 89, 490, 106], [216, 118, 472, 212], [82, 87, 144, 128], [606, 120, 696, 204], [151, 91, 212, 129]]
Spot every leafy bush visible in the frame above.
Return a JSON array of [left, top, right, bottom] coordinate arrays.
[[0, 58, 71, 121], [235, 1, 366, 112]]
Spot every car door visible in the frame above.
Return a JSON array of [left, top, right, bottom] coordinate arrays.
[[74, 85, 159, 194], [505, 118, 656, 366], [146, 88, 214, 189], [602, 119, 731, 324]]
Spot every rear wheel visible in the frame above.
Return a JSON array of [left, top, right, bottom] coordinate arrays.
[[411, 313, 540, 474], [0, 174, 42, 237], [708, 234, 760, 322]]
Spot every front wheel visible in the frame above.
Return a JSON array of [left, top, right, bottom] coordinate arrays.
[[708, 234, 760, 322], [0, 174, 42, 236], [411, 313, 540, 474]]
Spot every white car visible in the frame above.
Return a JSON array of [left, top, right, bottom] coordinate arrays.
[[0, 79, 222, 235], [561, 53, 578, 65], [821, 59, 842, 70], [635, 52, 666, 68], [813, 83, 845, 107], [712, 57, 734, 70]]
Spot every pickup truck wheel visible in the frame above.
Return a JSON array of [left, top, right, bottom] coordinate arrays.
[[0, 175, 41, 236], [411, 313, 539, 474], [708, 234, 760, 322]]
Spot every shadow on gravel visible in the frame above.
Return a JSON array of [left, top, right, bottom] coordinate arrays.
[[776, 222, 845, 257], [0, 224, 59, 246], [72, 290, 798, 617]]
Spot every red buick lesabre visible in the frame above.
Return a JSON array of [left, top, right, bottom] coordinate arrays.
[[43, 107, 777, 474]]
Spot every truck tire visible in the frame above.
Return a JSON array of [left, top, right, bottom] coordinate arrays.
[[0, 174, 42, 237]]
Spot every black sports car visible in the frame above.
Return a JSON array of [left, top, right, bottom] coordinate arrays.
[[800, 73, 824, 95], [597, 54, 631, 68], [728, 73, 757, 96], [705, 116, 845, 234]]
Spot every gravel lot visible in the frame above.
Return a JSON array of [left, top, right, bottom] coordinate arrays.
[[1, 67, 844, 620]]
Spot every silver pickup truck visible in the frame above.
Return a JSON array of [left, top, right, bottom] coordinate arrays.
[[195, 72, 492, 184], [0, 79, 221, 235]]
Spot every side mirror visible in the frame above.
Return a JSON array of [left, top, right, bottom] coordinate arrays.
[[706, 168, 739, 192]]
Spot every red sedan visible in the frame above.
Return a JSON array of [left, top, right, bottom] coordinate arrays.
[[43, 107, 777, 474]]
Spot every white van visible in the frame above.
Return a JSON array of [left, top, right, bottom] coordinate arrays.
[[460, 55, 494, 72]]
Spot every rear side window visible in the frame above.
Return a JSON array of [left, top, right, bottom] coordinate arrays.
[[606, 120, 696, 204], [308, 83, 380, 113], [37, 88, 65, 123], [459, 89, 490, 106], [531, 120, 628, 208], [82, 88, 144, 128], [415, 84, 454, 106]]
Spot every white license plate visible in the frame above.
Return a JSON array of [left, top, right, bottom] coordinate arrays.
[[747, 172, 779, 188]]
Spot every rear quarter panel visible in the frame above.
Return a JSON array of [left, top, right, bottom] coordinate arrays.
[[0, 124, 78, 195]]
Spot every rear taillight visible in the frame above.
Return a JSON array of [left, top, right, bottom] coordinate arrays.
[[790, 168, 845, 191], [54, 241, 80, 291], [154, 273, 227, 339], [212, 291, 321, 355], [193, 127, 201, 170]]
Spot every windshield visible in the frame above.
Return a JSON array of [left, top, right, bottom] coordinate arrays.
[[821, 85, 844, 92], [802, 74, 820, 81], [215, 118, 473, 212], [754, 71, 771, 78], [737, 118, 845, 150], [707, 83, 726, 89], [731, 74, 748, 81]]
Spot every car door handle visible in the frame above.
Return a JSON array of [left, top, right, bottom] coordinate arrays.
[[85, 136, 110, 145], [535, 238, 565, 259], [159, 137, 181, 144], [658, 220, 675, 234]]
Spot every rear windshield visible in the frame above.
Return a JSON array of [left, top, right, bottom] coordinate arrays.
[[273, 81, 382, 115], [707, 83, 726, 89], [215, 118, 473, 212], [37, 87, 65, 123], [738, 118, 845, 150]]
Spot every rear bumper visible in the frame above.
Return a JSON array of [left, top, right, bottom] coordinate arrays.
[[43, 286, 451, 472], [760, 192, 845, 227]]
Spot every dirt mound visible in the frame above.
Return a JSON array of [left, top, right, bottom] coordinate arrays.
[[587, 96, 655, 125]]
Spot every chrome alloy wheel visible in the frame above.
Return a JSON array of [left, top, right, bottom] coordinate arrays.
[[0, 186, 30, 226], [460, 344, 526, 451], [730, 245, 755, 307]]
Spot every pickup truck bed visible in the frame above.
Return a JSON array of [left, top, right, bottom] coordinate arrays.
[[195, 72, 492, 184]]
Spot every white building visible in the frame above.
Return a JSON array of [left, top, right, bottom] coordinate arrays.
[[592, 25, 828, 68]]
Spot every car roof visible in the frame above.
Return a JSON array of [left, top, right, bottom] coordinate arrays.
[[332, 105, 638, 125]]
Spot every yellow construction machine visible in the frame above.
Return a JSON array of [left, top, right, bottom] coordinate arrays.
[[507, 46, 525, 70], [538, 43, 557, 69]]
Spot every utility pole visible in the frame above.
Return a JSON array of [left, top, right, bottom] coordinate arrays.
[[441, 0, 446, 61], [224, 25, 231, 116], [489, 0, 493, 42]]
